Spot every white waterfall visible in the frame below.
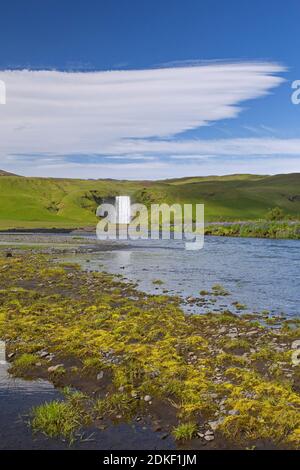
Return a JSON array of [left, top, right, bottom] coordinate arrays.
[[115, 196, 131, 224]]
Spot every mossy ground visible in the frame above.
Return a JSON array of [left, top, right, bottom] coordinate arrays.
[[0, 251, 300, 448]]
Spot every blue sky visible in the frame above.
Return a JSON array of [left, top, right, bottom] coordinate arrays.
[[0, 0, 299, 178]]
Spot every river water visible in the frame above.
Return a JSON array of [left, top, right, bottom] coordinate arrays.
[[66, 235, 300, 318]]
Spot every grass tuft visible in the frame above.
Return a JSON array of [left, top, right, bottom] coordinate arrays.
[[172, 422, 198, 441]]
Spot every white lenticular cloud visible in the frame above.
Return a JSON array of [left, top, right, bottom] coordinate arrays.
[[0, 62, 284, 162]]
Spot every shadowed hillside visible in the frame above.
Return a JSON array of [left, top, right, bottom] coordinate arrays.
[[0, 173, 299, 229], [0, 170, 18, 176]]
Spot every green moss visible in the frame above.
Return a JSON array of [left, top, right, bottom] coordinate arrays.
[[212, 284, 230, 296], [222, 338, 251, 353], [94, 392, 140, 419], [152, 279, 164, 285], [1, 253, 300, 448]]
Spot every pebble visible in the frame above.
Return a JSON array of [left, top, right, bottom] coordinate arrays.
[[96, 371, 104, 380], [204, 435, 215, 441], [144, 395, 152, 402], [208, 421, 219, 431], [48, 364, 64, 373], [39, 351, 49, 358], [153, 424, 162, 432], [246, 330, 258, 337]]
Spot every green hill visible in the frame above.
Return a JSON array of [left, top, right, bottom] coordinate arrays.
[[0, 173, 299, 229]]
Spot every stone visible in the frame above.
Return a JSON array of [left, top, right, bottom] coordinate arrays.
[[247, 330, 258, 336], [227, 333, 237, 339], [228, 409, 240, 416], [208, 418, 224, 430], [48, 364, 64, 373], [118, 386, 125, 392], [149, 370, 160, 379], [204, 435, 215, 441], [205, 429, 214, 436], [153, 424, 162, 432], [97, 371, 104, 380], [144, 395, 152, 402], [291, 340, 300, 350], [39, 351, 49, 358]]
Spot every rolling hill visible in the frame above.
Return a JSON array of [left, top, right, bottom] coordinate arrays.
[[0, 173, 299, 229]]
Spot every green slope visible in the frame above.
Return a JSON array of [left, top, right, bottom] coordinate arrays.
[[0, 173, 299, 229]]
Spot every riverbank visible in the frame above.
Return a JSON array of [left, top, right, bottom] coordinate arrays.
[[0, 249, 300, 449], [1, 219, 300, 240], [205, 221, 300, 239]]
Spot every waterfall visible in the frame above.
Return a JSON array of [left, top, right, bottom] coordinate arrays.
[[115, 196, 131, 224]]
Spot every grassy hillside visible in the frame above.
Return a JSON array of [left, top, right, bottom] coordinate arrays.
[[0, 173, 299, 229]]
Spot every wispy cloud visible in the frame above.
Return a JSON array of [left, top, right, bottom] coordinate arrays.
[[108, 137, 300, 157], [0, 62, 291, 177]]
